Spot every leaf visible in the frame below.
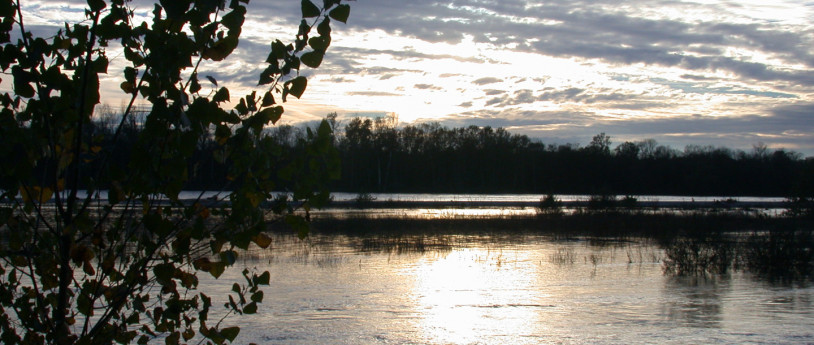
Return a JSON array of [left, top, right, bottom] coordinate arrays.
[[252, 233, 272, 249], [255, 271, 270, 285], [250, 290, 264, 303], [317, 16, 331, 36], [287, 76, 307, 99], [261, 91, 275, 107], [87, 0, 107, 12], [83, 260, 95, 275], [300, 50, 324, 68], [120, 81, 135, 94], [193, 258, 212, 271], [78, 293, 93, 316], [257, 106, 283, 126], [235, 98, 248, 115], [11, 66, 35, 98], [220, 250, 237, 265], [268, 40, 286, 61], [209, 262, 225, 279], [220, 327, 240, 342], [220, 5, 246, 31], [308, 36, 330, 51], [243, 302, 257, 314], [213, 87, 230, 103], [182, 328, 195, 341], [206, 75, 218, 86], [204, 35, 239, 61], [165, 331, 180, 345], [301, 0, 321, 18], [329, 4, 350, 23], [153, 263, 175, 286], [0, 0, 15, 17], [190, 75, 201, 93], [159, 0, 190, 20]]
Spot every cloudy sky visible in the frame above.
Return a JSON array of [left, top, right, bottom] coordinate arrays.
[[16, 0, 814, 154]]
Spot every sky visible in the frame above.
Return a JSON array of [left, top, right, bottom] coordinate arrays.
[[14, 0, 814, 155]]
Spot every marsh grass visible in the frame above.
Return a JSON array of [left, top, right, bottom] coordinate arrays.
[[550, 247, 577, 265], [292, 209, 798, 240], [265, 208, 814, 282], [660, 229, 814, 283], [357, 235, 452, 254]]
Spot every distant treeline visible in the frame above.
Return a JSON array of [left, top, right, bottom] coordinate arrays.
[[15, 110, 810, 197], [332, 116, 814, 197]]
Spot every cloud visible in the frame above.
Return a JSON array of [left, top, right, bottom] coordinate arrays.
[[346, 91, 402, 97], [342, 0, 814, 87], [439, 105, 814, 153], [414, 83, 442, 90], [16, 0, 814, 155], [473, 77, 502, 85]]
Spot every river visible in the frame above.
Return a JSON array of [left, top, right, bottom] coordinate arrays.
[[196, 233, 814, 344]]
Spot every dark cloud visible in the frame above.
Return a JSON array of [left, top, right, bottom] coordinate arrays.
[[340, 0, 814, 86], [485, 95, 508, 106], [440, 104, 814, 154], [650, 78, 798, 99]]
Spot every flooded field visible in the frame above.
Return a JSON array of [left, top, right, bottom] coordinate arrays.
[[198, 232, 814, 344]]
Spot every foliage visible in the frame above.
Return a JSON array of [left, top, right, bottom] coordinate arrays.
[[0, 0, 347, 343]]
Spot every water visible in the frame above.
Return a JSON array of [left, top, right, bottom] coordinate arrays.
[[197, 234, 814, 344], [327, 193, 787, 204], [35, 191, 787, 217]]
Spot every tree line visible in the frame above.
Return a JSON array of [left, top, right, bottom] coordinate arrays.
[[332, 116, 813, 197], [19, 111, 809, 198]]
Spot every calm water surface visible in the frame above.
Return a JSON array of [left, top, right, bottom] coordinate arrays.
[[199, 234, 814, 344]]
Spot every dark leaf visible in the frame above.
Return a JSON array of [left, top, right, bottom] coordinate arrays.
[[301, 50, 324, 68], [317, 16, 331, 36], [308, 36, 330, 51], [301, 0, 321, 18], [243, 302, 257, 314], [329, 4, 350, 23], [250, 290, 264, 303], [213, 87, 230, 103], [204, 35, 240, 61], [252, 233, 272, 249], [256, 271, 270, 285], [261, 91, 275, 107], [87, 0, 106, 12], [221, 327, 240, 342], [287, 76, 307, 99], [257, 106, 283, 125]]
